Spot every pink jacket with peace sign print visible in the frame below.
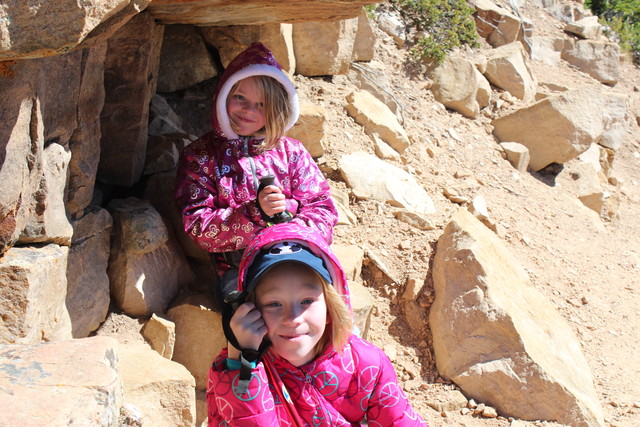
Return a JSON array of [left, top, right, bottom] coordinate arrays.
[[206, 223, 428, 426]]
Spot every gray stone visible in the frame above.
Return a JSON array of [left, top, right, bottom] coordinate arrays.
[[157, 25, 218, 93], [98, 12, 164, 186], [66, 207, 113, 338]]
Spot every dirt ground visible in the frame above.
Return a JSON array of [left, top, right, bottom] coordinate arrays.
[[97, 4, 640, 426]]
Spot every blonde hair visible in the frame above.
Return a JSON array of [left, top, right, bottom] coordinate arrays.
[[228, 75, 293, 151], [249, 262, 353, 359]]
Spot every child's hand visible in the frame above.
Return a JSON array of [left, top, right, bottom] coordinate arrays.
[[227, 302, 267, 360], [258, 185, 286, 217]]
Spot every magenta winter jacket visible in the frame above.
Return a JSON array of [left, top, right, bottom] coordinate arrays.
[[174, 43, 337, 255], [206, 223, 428, 426]]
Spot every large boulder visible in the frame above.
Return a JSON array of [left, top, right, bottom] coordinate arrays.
[[483, 42, 537, 102], [492, 86, 628, 170], [293, 18, 358, 76], [430, 56, 491, 118], [98, 11, 164, 186], [353, 7, 375, 62], [168, 293, 226, 390], [146, 0, 373, 25], [66, 207, 113, 338], [0, 244, 72, 344], [345, 90, 409, 153], [0, 336, 122, 425], [561, 39, 620, 86], [107, 197, 192, 317], [339, 151, 436, 215], [0, 0, 151, 61], [119, 343, 196, 426], [157, 24, 218, 93], [564, 16, 603, 40], [430, 209, 604, 426], [201, 23, 295, 75]]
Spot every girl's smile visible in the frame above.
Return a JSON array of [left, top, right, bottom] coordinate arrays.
[[227, 76, 266, 137]]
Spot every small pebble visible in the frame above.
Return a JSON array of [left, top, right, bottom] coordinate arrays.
[[482, 406, 498, 418]]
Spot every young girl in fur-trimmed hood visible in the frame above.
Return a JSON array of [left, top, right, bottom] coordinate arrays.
[[174, 43, 337, 300], [207, 223, 428, 426]]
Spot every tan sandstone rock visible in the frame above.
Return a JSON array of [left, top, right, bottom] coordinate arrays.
[[287, 102, 329, 158], [168, 293, 226, 390], [332, 244, 365, 281], [0, 336, 122, 425], [0, 244, 72, 344], [471, 0, 533, 49], [107, 197, 192, 317], [561, 39, 620, 86], [142, 314, 176, 359], [345, 90, 409, 153], [293, 18, 358, 76], [339, 152, 436, 215], [430, 56, 491, 118], [500, 142, 530, 172], [483, 42, 537, 102], [430, 208, 604, 427], [353, 8, 376, 62], [349, 280, 374, 340], [146, 0, 374, 26], [492, 86, 628, 170], [202, 24, 295, 75], [119, 342, 196, 426]]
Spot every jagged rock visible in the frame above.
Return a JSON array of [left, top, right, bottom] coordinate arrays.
[[332, 244, 364, 281], [470, 0, 534, 48], [146, 0, 371, 25], [339, 152, 436, 215], [558, 162, 605, 214], [19, 143, 73, 246], [0, 336, 121, 425], [345, 91, 409, 153], [403, 271, 426, 301], [352, 61, 400, 115], [565, 16, 603, 40], [66, 207, 113, 338], [364, 246, 400, 284], [348, 281, 374, 340], [167, 293, 226, 390], [483, 42, 537, 102], [430, 56, 491, 118], [427, 389, 469, 412], [67, 44, 108, 218], [287, 102, 328, 157], [430, 208, 604, 427], [492, 86, 628, 170], [107, 197, 192, 317], [157, 25, 218, 93], [148, 94, 187, 136], [330, 185, 358, 226], [143, 134, 191, 175], [0, 244, 72, 344], [99, 12, 164, 186], [202, 23, 295, 74], [500, 142, 530, 172], [353, 8, 375, 62], [393, 210, 436, 230], [0, 0, 151, 61], [141, 314, 176, 359], [119, 342, 196, 426], [372, 133, 401, 160], [293, 18, 358, 76], [561, 39, 620, 86], [530, 36, 564, 66]]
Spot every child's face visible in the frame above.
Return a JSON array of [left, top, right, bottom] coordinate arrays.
[[255, 265, 328, 367], [227, 76, 266, 137]]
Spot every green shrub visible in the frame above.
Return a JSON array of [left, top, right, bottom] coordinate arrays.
[[390, 0, 479, 64]]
